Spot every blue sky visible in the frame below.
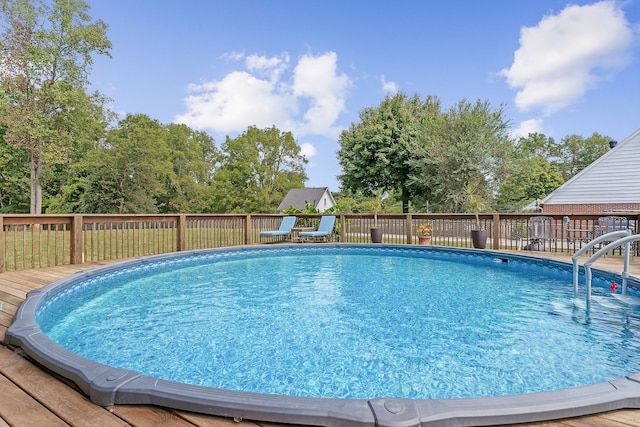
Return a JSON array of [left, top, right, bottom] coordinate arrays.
[[86, 0, 640, 191]]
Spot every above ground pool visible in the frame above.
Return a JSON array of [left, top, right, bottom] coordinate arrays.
[[7, 244, 640, 427]]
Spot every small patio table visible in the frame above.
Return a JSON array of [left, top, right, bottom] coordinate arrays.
[[291, 226, 315, 242]]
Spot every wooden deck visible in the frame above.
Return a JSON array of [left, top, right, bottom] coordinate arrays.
[[2, 255, 640, 427]]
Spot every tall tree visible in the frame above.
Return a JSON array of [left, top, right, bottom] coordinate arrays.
[[0, 125, 30, 212], [494, 133, 564, 212], [337, 92, 440, 213], [408, 99, 511, 212], [52, 114, 172, 213], [40, 88, 111, 212], [159, 123, 219, 213], [0, 0, 111, 213], [557, 132, 611, 180], [211, 126, 307, 213]]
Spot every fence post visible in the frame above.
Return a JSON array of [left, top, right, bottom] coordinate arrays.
[[177, 214, 186, 252], [0, 216, 4, 272], [245, 215, 252, 245], [492, 213, 501, 250], [339, 215, 346, 242], [70, 215, 84, 264], [406, 213, 413, 244]]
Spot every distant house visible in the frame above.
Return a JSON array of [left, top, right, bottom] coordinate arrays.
[[277, 187, 336, 213], [540, 128, 640, 214]]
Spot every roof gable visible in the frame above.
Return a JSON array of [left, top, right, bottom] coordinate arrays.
[[277, 187, 335, 212], [542, 128, 640, 205]]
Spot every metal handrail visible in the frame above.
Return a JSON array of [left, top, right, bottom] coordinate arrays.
[[577, 233, 640, 311], [571, 230, 631, 298]]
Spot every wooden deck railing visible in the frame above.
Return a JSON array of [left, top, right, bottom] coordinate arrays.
[[1, 213, 638, 272]]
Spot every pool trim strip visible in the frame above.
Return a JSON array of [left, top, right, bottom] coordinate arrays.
[[6, 244, 640, 427]]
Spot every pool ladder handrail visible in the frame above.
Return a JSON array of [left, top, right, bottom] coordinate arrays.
[[571, 230, 640, 310]]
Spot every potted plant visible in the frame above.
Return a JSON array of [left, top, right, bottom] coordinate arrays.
[[471, 213, 487, 249], [370, 212, 383, 243], [417, 222, 432, 245], [466, 185, 488, 249], [370, 192, 385, 243]]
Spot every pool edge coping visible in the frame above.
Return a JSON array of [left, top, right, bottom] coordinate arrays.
[[6, 243, 640, 427]]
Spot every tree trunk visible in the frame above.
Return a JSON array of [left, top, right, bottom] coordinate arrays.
[[29, 151, 43, 214], [118, 175, 128, 214], [35, 154, 43, 214], [401, 186, 409, 213]]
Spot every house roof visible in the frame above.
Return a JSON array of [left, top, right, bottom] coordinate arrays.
[[542, 128, 640, 205], [277, 187, 335, 212]]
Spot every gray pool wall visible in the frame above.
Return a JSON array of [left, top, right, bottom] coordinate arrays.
[[6, 244, 640, 427]]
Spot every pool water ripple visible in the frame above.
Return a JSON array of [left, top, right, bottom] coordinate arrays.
[[38, 247, 640, 400]]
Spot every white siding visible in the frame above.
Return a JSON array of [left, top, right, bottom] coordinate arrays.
[[316, 190, 336, 212], [542, 128, 640, 204]]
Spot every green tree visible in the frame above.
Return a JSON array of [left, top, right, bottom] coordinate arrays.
[[0, 0, 111, 213], [337, 92, 441, 213], [557, 132, 611, 180], [41, 88, 111, 212], [0, 126, 30, 212], [407, 99, 511, 212], [159, 124, 219, 213], [211, 126, 308, 213], [52, 114, 171, 213], [494, 133, 564, 212], [332, 187, 409, 214], [513, 132, 561, 159]]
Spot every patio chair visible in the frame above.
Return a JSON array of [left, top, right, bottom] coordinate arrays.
[[524, 216, 555, 251], [297, 215, 336, 242], [594, 216, 630, 239], [594, 216, 635, 254], [259, 216, 297, 241]]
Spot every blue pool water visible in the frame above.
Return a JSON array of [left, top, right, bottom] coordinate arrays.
[[37, 246, 640, 400]]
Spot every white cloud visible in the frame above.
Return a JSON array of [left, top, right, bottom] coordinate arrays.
[[510, 118, 544, 139], [500, 1, 634, 114], [245, 53, 290, 82], [300, 142, 317, 159], [381, 75, 398, 94], [292, 52, 351, 137], [176, 70, 295, 133], [220, 51, 245, 61], [175, 51, 351, 139]]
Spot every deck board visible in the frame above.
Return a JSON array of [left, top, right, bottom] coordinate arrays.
[[107, 405, 207, 427], [2, 256, 640, 427], [0, 373, 70, 427], [0, 346, 129, 427]]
